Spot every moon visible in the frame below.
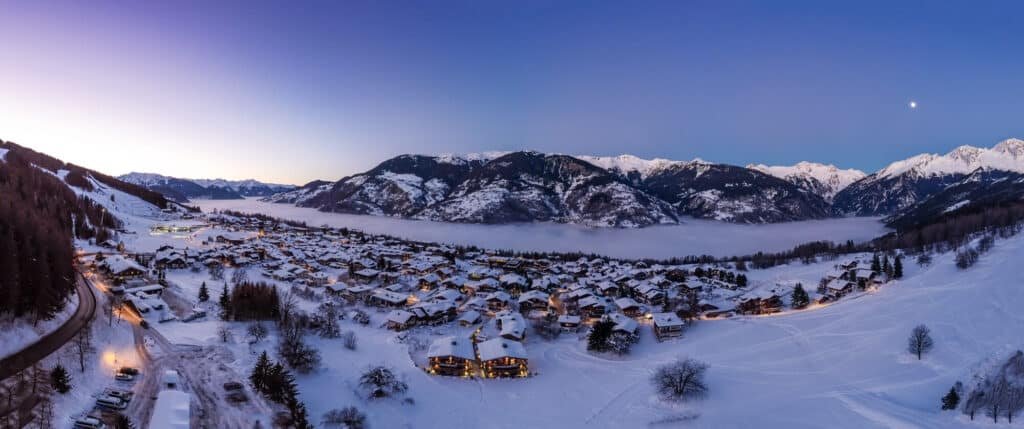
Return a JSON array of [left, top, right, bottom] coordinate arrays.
[[909, 100, 918, 109]]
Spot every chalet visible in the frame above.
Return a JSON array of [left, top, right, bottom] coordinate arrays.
[[484, 291, 512, 312], [614, 297, 644, 318], [427, 336, 476, 377], [384, 310, 417, 331], [607, 313, 639, 337], [306, 271, 331, 286], [578, 296, 607, 319], [558, 315, 582, 331], [457, 310, 481, 327], [499, 273, 527, 296], [102, 257, 146, 281], [477, 338, 528, 378], [517, 290, 550, 314], [496, 312, 527, 341], [824, 278, 855, 300], [352, 269, 380, 283], [635, 284, 665, 306], [340, 284, 375, 302], [418, 273, 441, 291], [425, 288, 464, 304], [464, 278, 500, 295], [410, 301, 458, 325], [737, 291, 783, 315], [369, 289, 410, 308], [652, 312, 686, 341], [596, 281, 619, 297]]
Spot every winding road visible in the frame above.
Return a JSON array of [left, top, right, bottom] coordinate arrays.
[[0, 270, 98, 382]]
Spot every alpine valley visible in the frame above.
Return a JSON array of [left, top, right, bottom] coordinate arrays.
[[252, 138, 1024, 228]]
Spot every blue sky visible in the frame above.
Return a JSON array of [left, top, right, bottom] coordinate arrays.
[[1, 1, 1022, 184]]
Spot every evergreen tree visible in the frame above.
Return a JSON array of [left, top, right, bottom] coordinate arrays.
[[736, 274, 748, 288], [250, 351, 271, 393], [50, 364, 71, 394], [941, 387, 960, 410], [288, 399, 314, 429], [219, 284, 232, 320], [870, 254, 881, 273], [893, 256, 904, 279], [587, 320, 615, 352], [791, 284, 810, 309], [882, 255, 891, 278], [198, 281, 210, 302]]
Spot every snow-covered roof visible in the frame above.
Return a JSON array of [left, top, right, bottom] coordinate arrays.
[[427, 336, 475, 360], [477, 338, 527, 361], [386, 310, 416, 324], [558, 315, 581, 324], [652, 312, 685, 327]]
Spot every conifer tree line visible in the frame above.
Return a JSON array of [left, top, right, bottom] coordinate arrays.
[[218, 281, 282, 321], [250, 351, 314, 429], [0, 141, 127, 321]]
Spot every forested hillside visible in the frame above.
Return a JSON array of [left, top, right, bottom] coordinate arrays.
[[0, 140, 158, 322]]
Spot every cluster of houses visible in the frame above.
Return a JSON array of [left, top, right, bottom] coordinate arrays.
[[102, 212, 846, 381]]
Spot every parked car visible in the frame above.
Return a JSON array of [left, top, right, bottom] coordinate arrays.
[[104, 388, 133, 402], [95, 395, 128, 410], [72, 416, 106, 429]]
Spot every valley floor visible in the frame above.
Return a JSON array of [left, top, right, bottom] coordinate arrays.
[[193, 198, 889, 259], [154, 233, 1024, 428]]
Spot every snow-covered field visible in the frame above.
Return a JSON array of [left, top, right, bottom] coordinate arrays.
[[151, 232, 1024, 428], [193, 199, 889, 259]]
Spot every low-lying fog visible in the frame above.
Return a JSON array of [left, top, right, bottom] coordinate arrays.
[[193, 198, 890, 260]]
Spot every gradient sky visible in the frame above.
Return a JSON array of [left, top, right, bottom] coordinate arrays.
[[2, 1, 1023, 184]]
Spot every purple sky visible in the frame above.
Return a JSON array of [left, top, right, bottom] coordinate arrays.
[[2, 1, 1023, 184]]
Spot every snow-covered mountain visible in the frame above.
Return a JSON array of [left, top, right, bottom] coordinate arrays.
[[191, 178, 295, 197], [120, 172, 295, 202], [272, 151, 832, 226], [748, 162, 865, 201], [834, 139, 1024, 216]]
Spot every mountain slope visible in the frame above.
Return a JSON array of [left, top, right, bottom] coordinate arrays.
[[120, 172, 295, 201], [278, 151, 835, 226], [834, 139, 1024, 216], [639, 161, 833, 222], [885, 168, 1024, 229], [417, 152, 678, 227]]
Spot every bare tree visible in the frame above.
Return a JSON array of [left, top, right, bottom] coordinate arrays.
[[341, 331, 358, 351], [321, 406, 365, 429], [651, 358, 709, 402], [1006, 385, 1024, 423], [986, 376, 1010, 423], [277, 320, 321, 373], [964, 389, 986, 421], [218, 325, 232, 343], [231, 267, 249, 285], [35, 394, 54, 429], [907, 324, 934, 360], [209, 263, 225, 280], [279, 290, 299, 327], [247, 322, 268, 343], [71, 323, 95, 372]]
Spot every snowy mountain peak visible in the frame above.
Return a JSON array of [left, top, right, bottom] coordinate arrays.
[[747, 162, 865, 200], [435, 151, 510, 165], [993, 138, 1024, 157], [876, 138, 1024, 180], [575, 154, 693, 178]]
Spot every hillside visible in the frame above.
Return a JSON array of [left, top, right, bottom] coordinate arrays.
[[0, 140, 165, 322]]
